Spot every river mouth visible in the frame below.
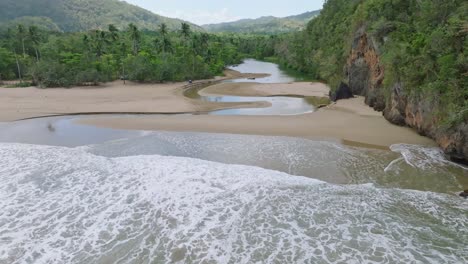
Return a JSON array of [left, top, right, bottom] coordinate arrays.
[[226, 58, 314, 83]]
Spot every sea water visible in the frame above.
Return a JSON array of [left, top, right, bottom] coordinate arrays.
[[1, 135, 467, 263]]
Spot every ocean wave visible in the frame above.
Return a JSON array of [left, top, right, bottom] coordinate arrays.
[[390, 144, 468, 171], [0, 143, 467, 264]]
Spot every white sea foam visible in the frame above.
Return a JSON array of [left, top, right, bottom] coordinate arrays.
[[390, 144, 468, 171], [0, 143, 467, 264]]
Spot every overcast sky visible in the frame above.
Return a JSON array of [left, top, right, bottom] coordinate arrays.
[[124, 0, 325, 25]]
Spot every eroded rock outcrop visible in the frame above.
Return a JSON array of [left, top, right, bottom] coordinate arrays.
[[345, 27, 468, 163], [347, 26, 386, 111], [330, 82, 353, 102]]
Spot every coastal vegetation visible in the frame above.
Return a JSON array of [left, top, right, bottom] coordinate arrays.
[[0, 23, 245, 86], [251, 0, 467, 128]]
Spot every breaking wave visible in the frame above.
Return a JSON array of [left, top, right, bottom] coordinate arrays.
[[0, 143, 467, 263]]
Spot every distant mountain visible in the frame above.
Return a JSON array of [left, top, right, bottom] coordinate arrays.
[[0, 0, 201, 32], [202, 10, 321, 34], [285, 10, 321, 23]]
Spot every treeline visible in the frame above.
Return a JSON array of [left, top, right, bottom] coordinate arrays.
[[253, 0, 467, 125], [0, 23, 244, 87]]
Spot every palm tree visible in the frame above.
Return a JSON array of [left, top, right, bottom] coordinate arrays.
[[14, 51, 22, 83], [90, 30, 108, 58], [196, 33, 210, 56], [180, 22, 191, 40], [82, 34, 91, 52], [154, 37, 173, 54], [3, 28, 22, 82], [159, 23, 168, 37], [16, 24, 26, 58], [128, 23, 140, 55], [28, 26, 41, 61], [108, 24, 119, 41], [180, 23, 195, 79], [180, 22, 195, 79], [158, 23, 171, 54]]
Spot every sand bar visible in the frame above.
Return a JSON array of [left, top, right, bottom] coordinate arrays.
[[0, 80, 266, 122], [200, 82, 330, 98]]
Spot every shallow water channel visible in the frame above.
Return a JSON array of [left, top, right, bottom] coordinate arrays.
[[185, 59, 320, 115]]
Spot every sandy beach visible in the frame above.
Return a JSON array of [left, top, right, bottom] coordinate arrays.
[[78, 96, 433, 148], [0, 76, 434, 148], [0, 80, 267, 122]]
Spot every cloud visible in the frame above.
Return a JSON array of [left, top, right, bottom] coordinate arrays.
[[159, 8, 242, 25]]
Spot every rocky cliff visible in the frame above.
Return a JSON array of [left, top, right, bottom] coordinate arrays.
[[345, 27, 468, 164]]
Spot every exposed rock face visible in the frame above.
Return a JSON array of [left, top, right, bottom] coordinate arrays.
[[436, 124, 468, 164], [330, 82, 353, 102], [347, 26, 386, 111], [345, 27, 468, 163]]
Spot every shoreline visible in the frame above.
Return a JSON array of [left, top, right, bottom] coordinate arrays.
[[77, 95, 435, 148], [0, 71, 271, 122]]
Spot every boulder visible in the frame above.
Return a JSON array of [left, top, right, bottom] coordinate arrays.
[[460, 190, 468, 198], [330, 82, 353, 102]]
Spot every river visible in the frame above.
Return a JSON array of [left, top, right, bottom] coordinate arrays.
[[184, 59, 319, 115], [0, 59, 467, 263]]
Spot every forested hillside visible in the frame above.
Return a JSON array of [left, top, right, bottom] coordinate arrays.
[[0, 0, 200, 32], [202, 10, 320, 34], [266, 0, 467, 162]]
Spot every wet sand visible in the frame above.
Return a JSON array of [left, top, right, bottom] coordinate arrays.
[[78, 96, 435, 148], [222, 69, 270, 80], [200, 82, 330, 98]]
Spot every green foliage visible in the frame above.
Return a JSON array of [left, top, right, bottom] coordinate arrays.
[[0, 47, 16, 80], [268, 0, 466, 127], [1, 23, 246, 87]]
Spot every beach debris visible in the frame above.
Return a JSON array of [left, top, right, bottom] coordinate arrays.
[[47, 123, 56, 132], [317, 104, 328, 109]]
